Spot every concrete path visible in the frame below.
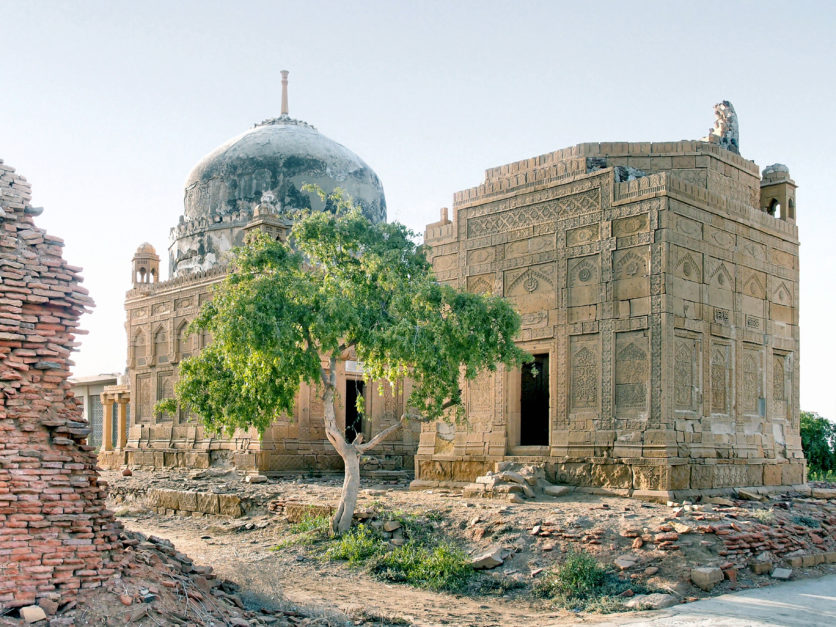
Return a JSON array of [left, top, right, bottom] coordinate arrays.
[[596, 574, 836, 626]]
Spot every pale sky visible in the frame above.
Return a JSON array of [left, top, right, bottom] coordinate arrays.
[[2, 1, 834, 419]]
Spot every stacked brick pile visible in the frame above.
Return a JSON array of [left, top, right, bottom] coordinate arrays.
[[0, 160, 123, 608]]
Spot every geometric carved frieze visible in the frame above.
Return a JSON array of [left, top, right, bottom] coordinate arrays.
[[615, 331, 649, 413], [467, 188, 600, 238], [612, 213, 649, 238]]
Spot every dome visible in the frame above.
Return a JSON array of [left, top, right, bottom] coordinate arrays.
[[134, 242, 157, 255], [168, 76, 387, 277], [182, 117, 386, 224]]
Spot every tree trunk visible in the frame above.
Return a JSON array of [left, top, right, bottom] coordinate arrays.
[[331, 445, 360, 534], [320, 356, 404, 534]]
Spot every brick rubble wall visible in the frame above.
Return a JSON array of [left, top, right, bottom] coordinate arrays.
[[0, 159, 123, 608]]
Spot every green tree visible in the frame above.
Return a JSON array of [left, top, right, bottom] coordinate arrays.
[[800, 411, 836, 475], [160, 192, 528, 533]]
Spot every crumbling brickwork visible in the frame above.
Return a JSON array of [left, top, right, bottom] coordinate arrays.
[[0, 160, 123, 608]]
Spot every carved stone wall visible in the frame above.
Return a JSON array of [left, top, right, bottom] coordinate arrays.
[[0, 160, 123, 607], [110, 273, 417, 473], [418, 138, 803, 497]]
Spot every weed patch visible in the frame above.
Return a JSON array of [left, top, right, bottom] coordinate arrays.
[[751, 508, 776, 523], [271, 514, 330, 550], [322, 513, 474, 593], [533, 551, 651, 613]]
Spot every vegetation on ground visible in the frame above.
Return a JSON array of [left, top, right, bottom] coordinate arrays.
[[156, 187, 529, 533], [800, 411, 836, 480], [533, 551, 652, 613], [750, 508, 776, 523], [273, 510, 475, 593]]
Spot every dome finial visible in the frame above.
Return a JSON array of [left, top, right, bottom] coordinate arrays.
[[281, 70, 289, 116]]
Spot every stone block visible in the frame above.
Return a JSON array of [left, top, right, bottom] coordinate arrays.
[[195, 492, 220, 515], [217, 494, 243, 518], [690, 566, 723, 591]]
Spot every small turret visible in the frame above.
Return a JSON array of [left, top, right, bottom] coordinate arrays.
[[132, 242, 160, 285], [760, 164, 797, 222]]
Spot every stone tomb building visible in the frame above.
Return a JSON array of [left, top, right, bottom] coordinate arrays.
[[416, 104, 803, 498], [99, 75, 418, 472]]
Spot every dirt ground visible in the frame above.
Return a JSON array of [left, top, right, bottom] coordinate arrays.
[[103, 470, 836, 627]]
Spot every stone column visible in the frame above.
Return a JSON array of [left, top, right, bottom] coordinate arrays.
[[101, 395, 113, 452], [116, 398, 128, 450]]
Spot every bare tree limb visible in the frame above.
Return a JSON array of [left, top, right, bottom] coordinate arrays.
[[357, 416, 407, 453]]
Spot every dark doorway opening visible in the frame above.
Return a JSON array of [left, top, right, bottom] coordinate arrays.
[[345, 379, 365, 443], [520, 354, 549, 446]]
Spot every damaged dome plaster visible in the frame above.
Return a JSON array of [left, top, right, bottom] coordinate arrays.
[[169, 75, 386, 277]]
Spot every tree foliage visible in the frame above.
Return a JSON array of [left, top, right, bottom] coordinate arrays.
[[800, 411, 836, 475], [166, 202, 528, 434]]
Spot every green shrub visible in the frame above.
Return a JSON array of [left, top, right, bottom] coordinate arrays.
[[535, 551, 606, 599], [534, 551, 650, 613], [271, 513, 330, 550], [326, 524, 382, 563], [800, 411, 836, 477], [792, 515, 820, 529], [370, 541, 472, 592]]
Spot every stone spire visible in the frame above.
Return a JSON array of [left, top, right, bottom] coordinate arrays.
[[281, 70, 289, 116]]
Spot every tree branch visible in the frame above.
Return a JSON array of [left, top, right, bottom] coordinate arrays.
[[357, 416, 406, 453]]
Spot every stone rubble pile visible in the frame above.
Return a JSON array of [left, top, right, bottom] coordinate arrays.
[[463, 462, 571, 503], [0, 160, 123, 608]]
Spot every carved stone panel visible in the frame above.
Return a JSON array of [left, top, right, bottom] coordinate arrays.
[[434, 253, 458, 272], [612, 213, 649, 238], [741, 268, 767, 299], [467, 274, 494, 295], [674, 335, 700, 413], [742, 348, 763, 416], [156, 371, 174, 422], [672, 245, 703, 283], [504, 263, 555, 313], [674, 214, 703, 240], [772, 354, 786, 402], [567, 254, 600, 306], [772, 280, 793, 306], [505, 234, 553, 259], [613, 246, 649, 299], [466, 247, 495, 266], [467, 370, 494, 432], [706, 257, 734, 290], [615, 331, 649, 413], [570, 335, 599, 411], [137, 374, 152, 420], [566, 224, 599, 247], [710, 342, 731, 415]]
